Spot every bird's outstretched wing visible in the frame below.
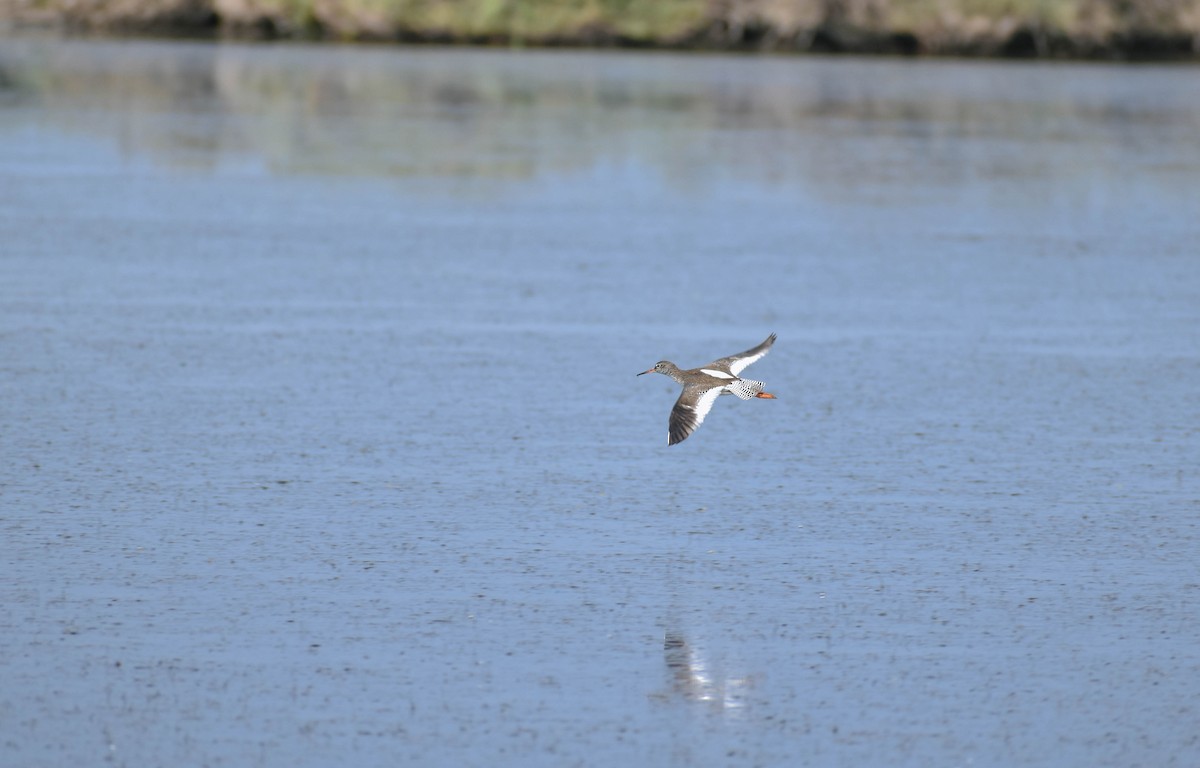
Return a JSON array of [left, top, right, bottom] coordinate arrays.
[[705, 333, 776, 376], [668, 385, 723, 446]]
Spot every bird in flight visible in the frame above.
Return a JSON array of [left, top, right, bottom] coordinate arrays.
[[637, 333, 777, 445]]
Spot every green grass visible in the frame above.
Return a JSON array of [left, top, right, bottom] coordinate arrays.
[[340, 0, 706, 41]]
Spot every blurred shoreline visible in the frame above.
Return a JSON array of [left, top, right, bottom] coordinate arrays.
[[1, 0, 1198, 60]]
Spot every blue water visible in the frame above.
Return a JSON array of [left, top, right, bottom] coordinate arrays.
[[2, 39, 1199, 767]]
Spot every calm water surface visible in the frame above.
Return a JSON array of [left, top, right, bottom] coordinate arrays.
[[2, 38, 1199, 767]]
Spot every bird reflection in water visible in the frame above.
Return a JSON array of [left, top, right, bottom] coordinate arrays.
[[663, 631, 752, 713]]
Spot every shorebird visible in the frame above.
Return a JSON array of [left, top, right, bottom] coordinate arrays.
[[637, 333, 777, 445]]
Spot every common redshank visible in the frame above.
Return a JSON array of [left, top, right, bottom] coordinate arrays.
[[637, 333, 777, 445]]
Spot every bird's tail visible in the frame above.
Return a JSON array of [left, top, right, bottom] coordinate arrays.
[[727, 379, 767, 400]]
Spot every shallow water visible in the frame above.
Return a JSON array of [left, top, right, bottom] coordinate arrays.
[[2, 38, 1199, 766]]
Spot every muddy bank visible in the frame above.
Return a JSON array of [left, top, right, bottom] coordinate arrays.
[[2, 0, 1199, 60]]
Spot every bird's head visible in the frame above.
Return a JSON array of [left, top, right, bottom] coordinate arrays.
[[637, 361, 672, 377]]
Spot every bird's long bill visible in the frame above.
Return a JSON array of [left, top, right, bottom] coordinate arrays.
[[637, 368, 655, 376]]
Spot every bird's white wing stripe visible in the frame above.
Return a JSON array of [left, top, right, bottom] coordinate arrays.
[[700, 368, 735, 379], [722, 334, 776, 376], [727, 350, 768, 376], [690, 387, 723, 427]]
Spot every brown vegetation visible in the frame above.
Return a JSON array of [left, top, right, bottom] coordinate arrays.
[[2, 0, 1198, 59]]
